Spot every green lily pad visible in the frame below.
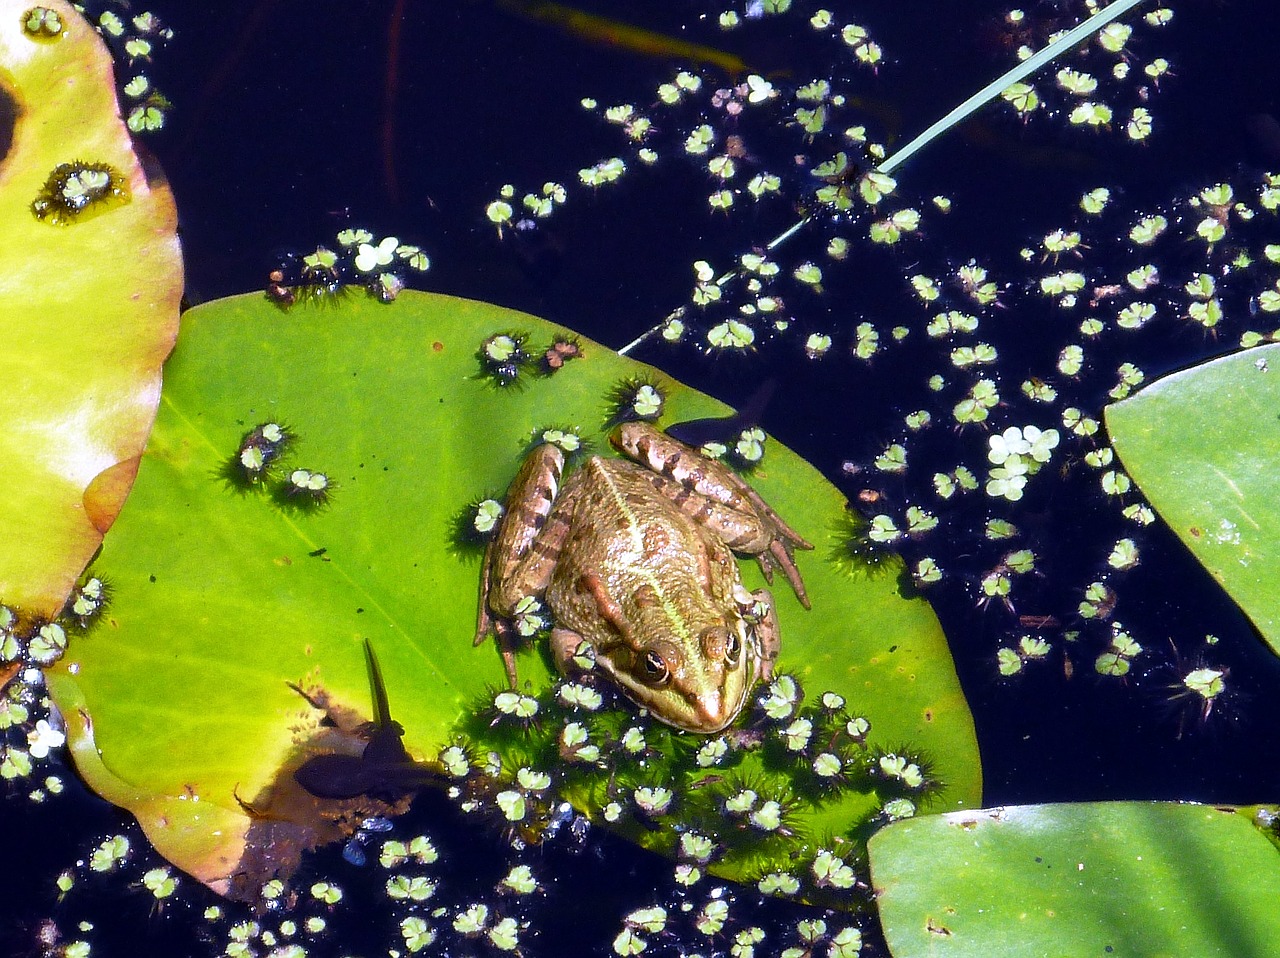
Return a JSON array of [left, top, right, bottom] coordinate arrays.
[[46, 290, 978, 897], [1105, 344, 1280, 654], [869, 801, 1280, 958], [0, 0, 182, 620]]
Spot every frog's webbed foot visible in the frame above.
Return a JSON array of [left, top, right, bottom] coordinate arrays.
[[756, 539, 811, 610], [743, 485, 813, 553], [742, 485, 813, 609]]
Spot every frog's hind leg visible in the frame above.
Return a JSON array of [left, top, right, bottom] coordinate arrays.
[[491, 446, 566, 582], [475, 539, 535, 683], [631, 465, 813, 610], [613, 422, 812, 607], [478, 445, 566, 624], [614, 422, 812, 551], [473, 545, 521, 687], [755, 536, 811, 611], [474, 542, 499, 646], [696, 481, 812, 609], [477, 444, 576, 687]]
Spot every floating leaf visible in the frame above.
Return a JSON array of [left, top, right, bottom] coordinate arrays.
[[47, 291, 978, 896], [1106, 344, 1280, 654], [0, 0, 182, 619], [870, 801, 1280, 957]]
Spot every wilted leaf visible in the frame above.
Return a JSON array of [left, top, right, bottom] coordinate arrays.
[[0, 0, 182, 619]]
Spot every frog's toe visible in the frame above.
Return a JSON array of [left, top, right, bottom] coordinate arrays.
[[755, 553, 776, 585], [473, 613, 502, 647], [497, 635, 521, 688], [765, 541, 810, 609]]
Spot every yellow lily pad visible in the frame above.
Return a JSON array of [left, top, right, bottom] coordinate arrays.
[[0, 0, 181, 620]]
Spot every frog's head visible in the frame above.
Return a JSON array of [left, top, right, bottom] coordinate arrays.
[[596, 613, 759, 734]]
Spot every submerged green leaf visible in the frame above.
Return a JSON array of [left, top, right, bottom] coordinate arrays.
[[1106, 344, 1280, 654], [47, 291, 978, 896]]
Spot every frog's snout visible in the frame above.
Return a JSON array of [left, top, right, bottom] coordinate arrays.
[[694, 690, 730, 730]]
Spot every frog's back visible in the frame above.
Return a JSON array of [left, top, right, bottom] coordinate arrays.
[[552, 457, 734, 605], [560, 457, 709, 561]]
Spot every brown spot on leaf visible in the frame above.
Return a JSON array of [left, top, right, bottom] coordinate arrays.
[[83, 457, 141, 533], [0, 660, 21, 694], [926, 917, 952, 937]]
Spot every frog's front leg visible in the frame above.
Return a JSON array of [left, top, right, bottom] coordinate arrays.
[[545, 570, 632, 678], [476, 444, 574, 686], [748, 588, 781, 682], [549, 626, 592, 676]]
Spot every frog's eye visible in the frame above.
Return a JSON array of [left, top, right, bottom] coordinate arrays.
[[641, 650, 671, 686], [725, 631, 742, 667]]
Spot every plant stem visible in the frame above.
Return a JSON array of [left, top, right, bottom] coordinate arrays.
[[879, 0, 1148, 174], [617, 0, 1151, 357]]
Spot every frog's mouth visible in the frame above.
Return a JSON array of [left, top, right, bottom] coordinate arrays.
[[637, 694, 739, 734], [686, 689, 739, 733], [613, 665, 747, 734]]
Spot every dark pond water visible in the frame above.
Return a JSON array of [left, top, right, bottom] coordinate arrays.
[[5, 1, 1280, 955]]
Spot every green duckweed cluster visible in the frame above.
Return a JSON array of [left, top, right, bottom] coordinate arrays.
[[62, 1, 174, 133], [447, 668, 938, 910], [470, 0, 1271, 720]]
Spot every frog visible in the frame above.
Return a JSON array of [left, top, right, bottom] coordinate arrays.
[[475, 421, 812, 733]]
